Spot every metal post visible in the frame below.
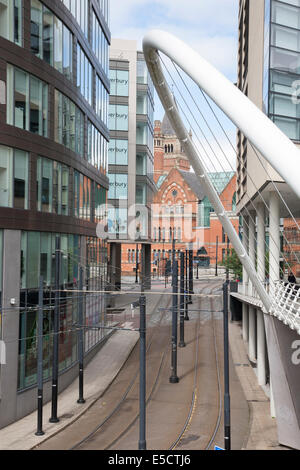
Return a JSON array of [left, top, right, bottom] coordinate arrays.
[[77, 267, 85, 404], [172, 228, 175, 265], [196, 262, 199, 280], [179, 252, 186, 348], [226, 236, 230, 283], [184, 249, 189, 320], [170, 260, 179, 383], [139, 248, 147, 450], [35, 276, 45, 436], [50, 236, 60, 423], [135, 244, 139, 283], [189, 248, 194, 303], [215, 236, 219, 277], [223, 281, 231, 450]]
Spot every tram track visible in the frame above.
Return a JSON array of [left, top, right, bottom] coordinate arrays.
[[36, 278, 226, 451], [35, 286, 172, 450], [71, 292, 172, 450], [168, 280, 224, 451]]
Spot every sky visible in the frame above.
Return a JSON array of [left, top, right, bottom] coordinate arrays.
[[109, 0, 239, 170]]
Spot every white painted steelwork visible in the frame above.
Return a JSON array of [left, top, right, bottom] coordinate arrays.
[[270, 282, 300, 335], [143, 29, 274, 312]]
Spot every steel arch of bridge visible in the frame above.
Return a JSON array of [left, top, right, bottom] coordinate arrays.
[[143, 30, 300, 313]]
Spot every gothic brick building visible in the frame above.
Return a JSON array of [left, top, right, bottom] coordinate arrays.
[[121, 114, 239, 277]]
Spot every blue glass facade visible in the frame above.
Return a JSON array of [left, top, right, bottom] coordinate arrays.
[[264, 0, 300, 140]]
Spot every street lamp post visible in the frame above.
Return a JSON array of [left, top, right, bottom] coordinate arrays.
[[215, 235, 219, 277], [135, 243, 139, 284]]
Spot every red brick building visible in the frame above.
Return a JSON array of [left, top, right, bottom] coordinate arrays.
[[121, 115, 239, 276]]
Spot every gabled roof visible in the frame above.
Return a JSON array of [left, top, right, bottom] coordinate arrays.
[[178, 170, 235, 201], [178, 171, 206, 200]]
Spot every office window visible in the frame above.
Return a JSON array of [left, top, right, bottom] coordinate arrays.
[[31, 1, 73, 80], [77, 43, 93, 105], [55, 90, 84, 155], [110, 69, 129, 97], [37, 157, 52, 213], [107, 207, 127, 235], [14, 150, 29, 209], [108, 139, 128, 165], [0, 146, 28, 209], [7, 65, 48, 137], [61, 0, 88, 37], [136, 183, 146, 205], [0, 0, 22, 46], [137, 60, 148, 84], [92, 9, 109, 74], [73, 171, 92, 221], [87, 121, 108, 172], [37, 157, 69, 215], [95, 184, 106, 223], [108, 174, 128, 200], [96, 74, 109, 125], [136, 121, 148, 145], [136, 153, 147, 175], [109, 104, 129, 131], [137, 91, 148, 114]]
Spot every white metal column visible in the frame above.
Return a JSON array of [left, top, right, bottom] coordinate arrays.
[[269, 192, 281, 290], [242, 215, 249, 342], [248, 305, 256, 362], [248, 213, 256, 362], [256, 203, 267, 386], [248, 212, 256, 296], [268, 191, 281, 417]]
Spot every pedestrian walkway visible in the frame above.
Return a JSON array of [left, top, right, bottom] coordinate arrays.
[[229, 321, 288, 450]]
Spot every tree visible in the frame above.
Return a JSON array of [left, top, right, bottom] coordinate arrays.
[[220, 248, 242, 281]]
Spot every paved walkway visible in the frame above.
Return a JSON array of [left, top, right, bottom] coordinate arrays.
[[0, 285, 168, 451], [0, 279, 288, 451], [229, 321, 288, 450]]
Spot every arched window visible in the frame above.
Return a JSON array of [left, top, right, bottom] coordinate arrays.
[[177, 227, 181, 241], [153, 227, 157, 241], [171, 144, 174, 153], [165, 145, 168, 153], [128, 250, 131, 263], [168, 144, 170, 153]]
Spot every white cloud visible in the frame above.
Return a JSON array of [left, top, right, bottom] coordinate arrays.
[[109, 0, 239, 161]]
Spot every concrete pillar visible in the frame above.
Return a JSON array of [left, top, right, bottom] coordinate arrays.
[[257, 309, 267, 386], [242, 303, 249, 342], [256, 203, 265, 284], [248, 305, 256, 362], [0, 230, 21, 427], [269, 191, 281, 292], [256, 204, 267, 386], [268, 191, 280, 417], [242, 215, 249, 294], [248, 211, 256, 296]]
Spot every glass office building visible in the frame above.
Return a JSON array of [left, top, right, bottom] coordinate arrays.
[[107, 40, 154, 290], [264, 0, 300, 140], [0, 0, 110, 427]]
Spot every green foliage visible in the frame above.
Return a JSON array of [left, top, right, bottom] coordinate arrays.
[[220, 248, 242, 281]]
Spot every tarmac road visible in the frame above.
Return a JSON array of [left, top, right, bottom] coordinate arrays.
[[36, 279, 249, 451]]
